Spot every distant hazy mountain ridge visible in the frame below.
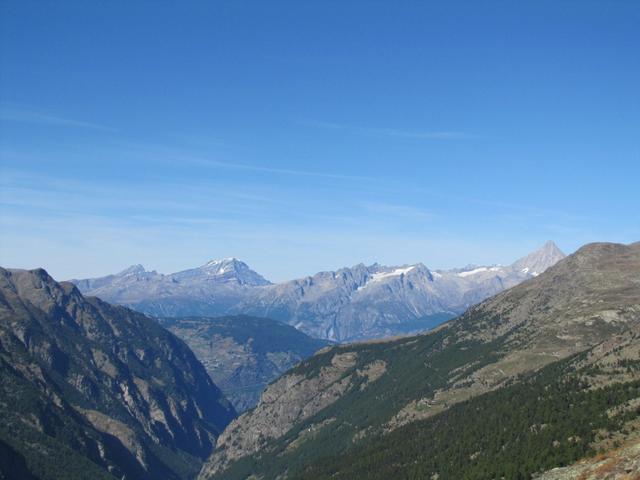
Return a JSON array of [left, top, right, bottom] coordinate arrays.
[[71, 257, 270, 318], [72, 242, 565, 341], [158, 315, 330, 413]]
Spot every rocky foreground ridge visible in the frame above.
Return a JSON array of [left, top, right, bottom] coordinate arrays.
[[0, 267, 236, 480]]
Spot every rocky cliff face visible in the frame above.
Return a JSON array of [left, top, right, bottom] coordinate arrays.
[[158, 316, 330, 412], [198, 242, 640, 480], [72, 242, 566, 341], [0, 267, 236, 480]]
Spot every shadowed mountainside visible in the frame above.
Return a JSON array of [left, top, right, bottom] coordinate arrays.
[[0, 267, 236, 480]]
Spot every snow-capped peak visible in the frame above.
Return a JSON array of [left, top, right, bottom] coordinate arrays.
[[512, 241, 565, 275], [118, 264, 147, 276], [170, 257, 271, 286], [205, 257, 238, 267]]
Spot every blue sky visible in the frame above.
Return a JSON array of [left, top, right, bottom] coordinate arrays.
[[1, 1, 639, 282]]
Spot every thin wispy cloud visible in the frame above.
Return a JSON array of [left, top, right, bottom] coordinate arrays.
[[300, 120, 346, 130], [184, 156, 375, 182], [0, 107, 115, 131], [90, 140, 376, 183], [0, 169, 277, 219], [372, 129, 478, 140], [361, 201, 434, 220], [299, 119, 480, 141], [411, 188, 589, 223], [0, 169, 372, 233]]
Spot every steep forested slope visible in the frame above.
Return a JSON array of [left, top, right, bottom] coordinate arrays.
[[200, 242, 640, 479]]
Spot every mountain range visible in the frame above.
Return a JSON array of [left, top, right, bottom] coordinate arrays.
[[2, 240, 638, 480], [0, 267, 236, 480], [71, 258, 270, 320], [71, 241, 566, 341], [199, 241, 640, 479]]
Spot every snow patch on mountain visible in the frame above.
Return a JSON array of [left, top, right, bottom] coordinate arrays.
[[457, 266, 502, 277], [356, 265, 417, 292], [371, 266, 416, 282]]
